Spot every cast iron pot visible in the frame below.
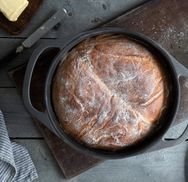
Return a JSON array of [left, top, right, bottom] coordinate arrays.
[[23, 28, 188, 159]]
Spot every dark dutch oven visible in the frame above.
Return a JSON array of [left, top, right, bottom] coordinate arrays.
[[23, 28, 188, 159]]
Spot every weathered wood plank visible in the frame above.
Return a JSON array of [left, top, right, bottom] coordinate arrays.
[[0, 38, 51, 55], [0, 88, 41, 136], [0, 88, 41, 137], [13, 139, 64, 182], [0, 88, 29, 115], [0, 0, 147, 38], [5, 113, 42, 138], [13, 139, 188, 182], [0, 38, 58, 60]]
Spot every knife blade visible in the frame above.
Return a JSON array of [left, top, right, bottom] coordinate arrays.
[[0, 8, 67, 69]]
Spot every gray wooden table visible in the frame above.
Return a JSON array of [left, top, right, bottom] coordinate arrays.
[[0, 0, 187, 181]]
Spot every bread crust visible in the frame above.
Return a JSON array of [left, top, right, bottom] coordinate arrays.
[[52, 35, 167, 150]]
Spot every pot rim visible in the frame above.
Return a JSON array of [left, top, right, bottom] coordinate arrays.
[[43, 27, 180, 158]]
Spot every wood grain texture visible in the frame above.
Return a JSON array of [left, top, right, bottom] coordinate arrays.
[[0, 88, 29, 115], [5, 113, 41, 138], [0, 0, 43, 35]]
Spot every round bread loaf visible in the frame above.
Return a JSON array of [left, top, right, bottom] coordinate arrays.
[[52, 34, 167, 151]]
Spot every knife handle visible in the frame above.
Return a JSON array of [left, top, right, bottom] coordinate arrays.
[[23, 9, 68, 48]]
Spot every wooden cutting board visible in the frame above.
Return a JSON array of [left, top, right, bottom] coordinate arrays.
[[0, 0, 43, 35], [9, 0, 188, 179]]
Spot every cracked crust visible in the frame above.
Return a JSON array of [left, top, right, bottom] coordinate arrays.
[[52, 34, 168, 151]]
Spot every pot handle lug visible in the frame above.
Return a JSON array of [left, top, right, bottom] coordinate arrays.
[[147, 56, 188, 152], [171, 56, 188, 77], [23, 44, 61, 133], [147, 123, 188, 152]]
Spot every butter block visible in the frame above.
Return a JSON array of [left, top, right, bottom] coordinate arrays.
[[0, 0, 29, 22]]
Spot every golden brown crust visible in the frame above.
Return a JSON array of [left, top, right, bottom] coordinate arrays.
[[52, 35, 167, 150]]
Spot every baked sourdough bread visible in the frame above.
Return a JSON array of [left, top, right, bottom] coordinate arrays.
[[52, 35, 167, 151]]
